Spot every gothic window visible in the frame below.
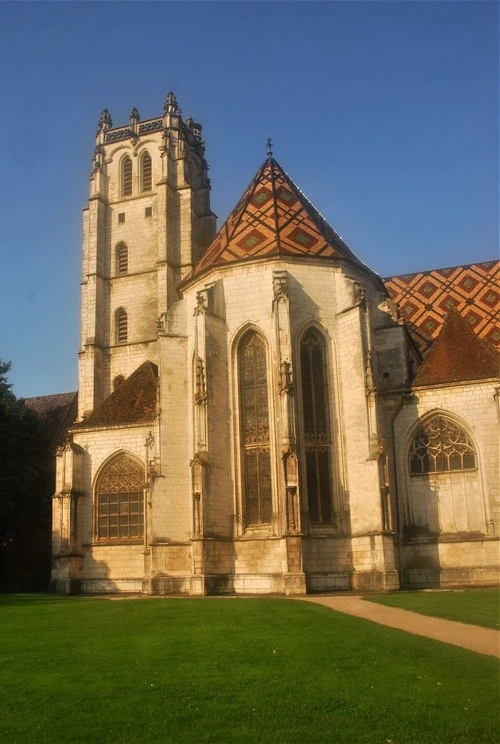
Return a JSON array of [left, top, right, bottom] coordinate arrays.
[[239, 331, 272, 526], [141, 151, 152, 192], [96, 454, 144, 540], [116, 242, 128, 275], [115, 308, 128, 344], [300, 328, 333, 524], [121, 155, 132, 197], [409, 415, 476, 474]]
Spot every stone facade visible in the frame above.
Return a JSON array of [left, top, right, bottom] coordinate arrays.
[[51, 93, 499, 595]]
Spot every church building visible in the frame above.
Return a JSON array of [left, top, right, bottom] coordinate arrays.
[[51, 93, 499, 595]]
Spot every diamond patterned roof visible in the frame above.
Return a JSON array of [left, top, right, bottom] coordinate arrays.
[[188, 158, 382, 286], [384, 260, 500, 354]]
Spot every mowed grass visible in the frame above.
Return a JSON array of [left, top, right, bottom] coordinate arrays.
[[0, 595, 498, 744], [364, 589, 500, 629]]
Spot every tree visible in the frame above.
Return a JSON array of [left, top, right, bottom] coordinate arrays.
[[0, 361, 53, 590]]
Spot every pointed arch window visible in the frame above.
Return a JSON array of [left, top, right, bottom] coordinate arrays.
[[115, 308, 128, 344], [96, 454, 144, 540], [409, 415, 476, 474], [121, 155, 132, 197], [300, 328, 333, 524], [239, 331, 272, 526], [116, 242, 128, 275], [141, 151, 152, 192]]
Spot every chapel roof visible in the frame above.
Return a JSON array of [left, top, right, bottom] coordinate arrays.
[[73, 361, 158, 429], [24, 392, 78, 449], [384, 260, 499, 355], [414, 308, 499, 386], [187, 157, 384, 288]]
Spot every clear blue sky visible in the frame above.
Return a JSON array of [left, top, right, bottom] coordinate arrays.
[[0, 1, 498, 397]]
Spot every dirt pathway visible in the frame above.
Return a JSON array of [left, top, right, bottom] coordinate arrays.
[[297, 595, 500, 658]]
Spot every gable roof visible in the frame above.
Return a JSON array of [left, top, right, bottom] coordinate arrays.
[[384, 260, 499, 355], [74, 361, 158, 429], [414, 308, 499, 386], [187, 157, 384, 288], [24, 392, 78, 449]]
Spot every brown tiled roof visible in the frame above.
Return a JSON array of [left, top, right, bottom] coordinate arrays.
[[24, 392, 78, 448], [414, 308, 499, 386], [74, 361, 158, 429], [384, 260, 499, 355], [187, 157, 383, 288]]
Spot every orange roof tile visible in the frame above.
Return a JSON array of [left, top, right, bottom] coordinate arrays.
[[384, 260, 500, 354], [187, 158, 383, 287], [414, 308, 499, 386]]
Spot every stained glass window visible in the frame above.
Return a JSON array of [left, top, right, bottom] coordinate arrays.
[[409, 416, 476, 474], [239, 332, 272, 526], [300, 329, 333, 524], [121, 156, 132, 197], [96, 454, 144, 539]]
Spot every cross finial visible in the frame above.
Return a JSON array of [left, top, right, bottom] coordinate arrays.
[[266, 137, 273, 159]]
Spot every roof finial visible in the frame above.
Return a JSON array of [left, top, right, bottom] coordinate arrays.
[[266, 137, 273, 159]]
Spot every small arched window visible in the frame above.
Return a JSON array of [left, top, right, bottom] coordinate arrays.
[[409, 415, 476, 474], [141, 151, 152, 192], [121, 155, 132, 197], [300, 328, 333, 524], [96, 453, 144, 540], [115, 308, 128, 344], [239, 331, 272, 526], [115, 242, 128, 275]]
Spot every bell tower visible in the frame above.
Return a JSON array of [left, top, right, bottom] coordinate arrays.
[[78, 92, 216, 418]]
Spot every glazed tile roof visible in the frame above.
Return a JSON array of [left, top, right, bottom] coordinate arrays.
[[384, 260, 499, 355], [74, 361, 158, 429], [188, 157, 383, 287], [414, 308, 499, 386]]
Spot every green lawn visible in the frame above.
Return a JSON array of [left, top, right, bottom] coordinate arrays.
[[364, 589, 500, 629], [0, 595, 498, 744]]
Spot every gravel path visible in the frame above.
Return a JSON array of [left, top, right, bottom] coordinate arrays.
[[297, 595, 500, 658]]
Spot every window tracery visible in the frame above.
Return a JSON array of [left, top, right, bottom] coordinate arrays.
[[96, 454, 144, 540], [300, 328, 333, 524], [239, 331, 272, 526], [409, 415, 476, 474]]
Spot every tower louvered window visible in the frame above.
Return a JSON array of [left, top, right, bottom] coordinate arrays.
[[141, 152, 152, 192], [239, 331, 272, 526], [115, 308, 128, 344], [409, 415, 476, 474], [116, 242, 128, 275], [96, 454, 144, 539], [300, 329, 333, 524], [121, 156, 132, 197]]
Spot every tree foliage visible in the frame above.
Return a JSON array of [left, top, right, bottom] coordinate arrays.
[[0, 361, 53, 590]]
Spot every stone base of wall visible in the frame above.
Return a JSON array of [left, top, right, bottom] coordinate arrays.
[[82, 579, 143, 593], [306, 571, 352, 593], [403, 566, 499, 589], [145, 575, 191, 595]]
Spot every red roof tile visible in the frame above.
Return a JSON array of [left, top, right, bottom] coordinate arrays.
[[414, 308, 499, 386], [74, 361, 158, 428]]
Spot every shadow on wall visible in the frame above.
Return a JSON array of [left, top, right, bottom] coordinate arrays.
[[397, 399, 490, 588]]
